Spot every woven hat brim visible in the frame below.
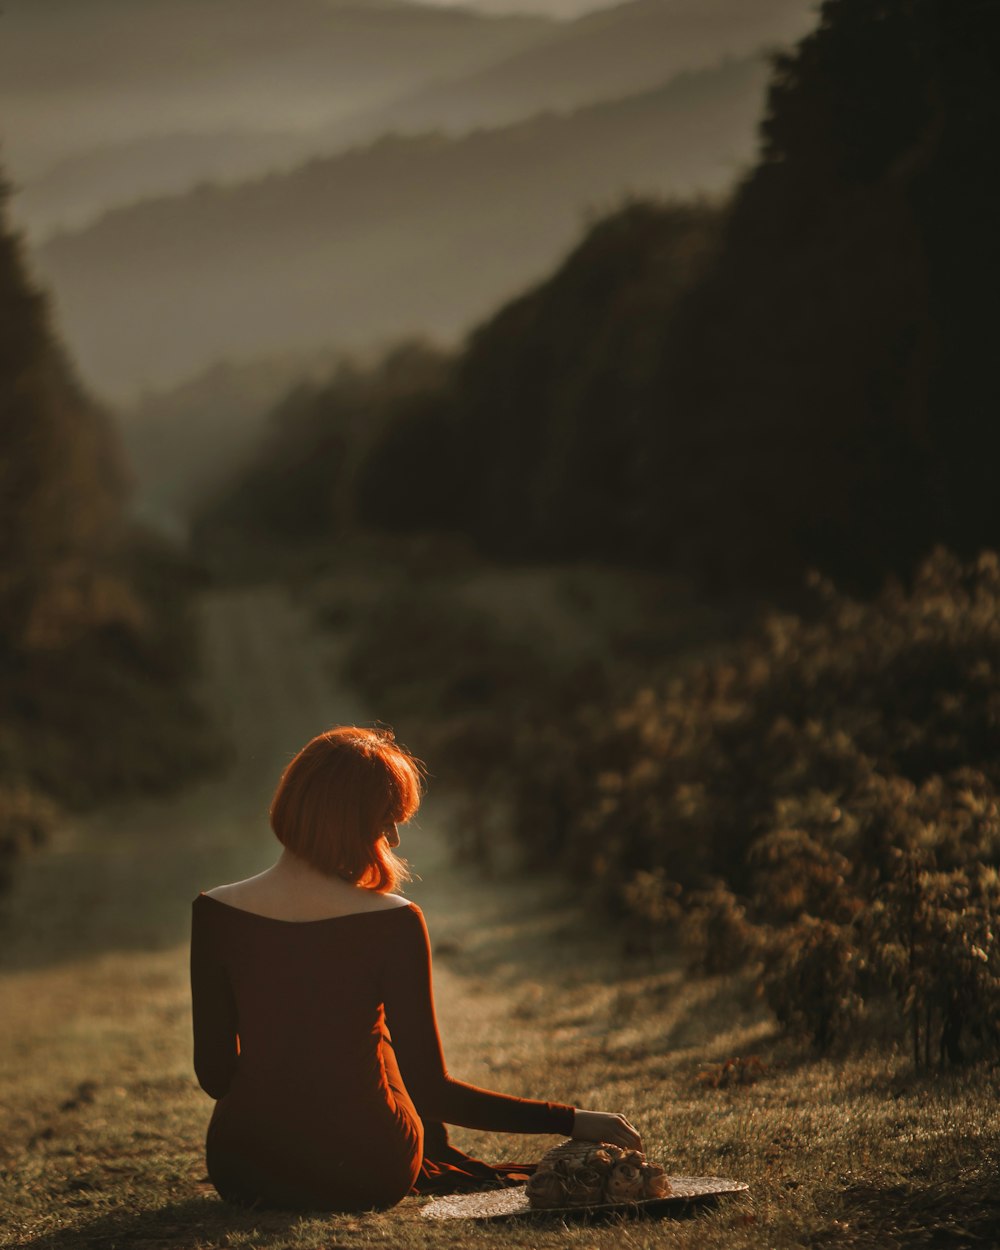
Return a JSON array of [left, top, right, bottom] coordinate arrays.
[[420, 1176, 749, 1221]]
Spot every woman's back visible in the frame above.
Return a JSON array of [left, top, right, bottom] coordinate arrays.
[[194, 892, 414, 1092], [190, 891, 576, 1212]]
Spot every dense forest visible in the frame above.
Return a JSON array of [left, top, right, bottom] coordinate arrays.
[[199, 0, 999, 593], [0, 174, 220, 891]]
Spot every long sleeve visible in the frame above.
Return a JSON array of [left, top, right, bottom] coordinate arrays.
[[190, 901, 239, 1100], [382, 904, 575, 1135]]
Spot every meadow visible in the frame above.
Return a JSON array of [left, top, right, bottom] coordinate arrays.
[[2, 581, 998, 1250]]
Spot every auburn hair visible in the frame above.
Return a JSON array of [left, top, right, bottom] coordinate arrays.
[[269, 726, 423, 892]]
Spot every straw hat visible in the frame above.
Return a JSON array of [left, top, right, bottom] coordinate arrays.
[[420, 1139, 748, 1221]]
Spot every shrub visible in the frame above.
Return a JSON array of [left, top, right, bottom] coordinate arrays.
[[504, 548, 1000, 1061]]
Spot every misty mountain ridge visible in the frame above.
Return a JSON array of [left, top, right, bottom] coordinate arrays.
[[16, 129, 320, 239], [358, 0, 818, 133], [36, 54, 771, 398], [0, 0, 550, 177], [6, 0, 814, 238]]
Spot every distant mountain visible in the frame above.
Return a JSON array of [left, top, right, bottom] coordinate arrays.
[[15, 130, 319, 238], [6, 0, 815, 239], [0, 0, 551, 176], [37, 55, 771, 398], [349, 0, 818, 134]]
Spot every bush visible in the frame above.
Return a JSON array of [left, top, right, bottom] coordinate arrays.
[[503, 548, 1000, 1062], [0, 786, 58, 893]]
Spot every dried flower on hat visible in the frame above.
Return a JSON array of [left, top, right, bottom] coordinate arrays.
[[606, 1160, 646, 1202]]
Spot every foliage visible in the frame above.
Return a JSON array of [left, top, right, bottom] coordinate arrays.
[[452, 199, 723, 561], [194, 341, 452, 544], [1, 532, 225, 808], [862, 853, 1000, 1067], [350, 0, 998, 587], [760, 917, 866, 1052], [503, 548, 1000, 1063], [0, 178, 127, 649], [196, 198, 725, 557], [0, 173, 222, 892]]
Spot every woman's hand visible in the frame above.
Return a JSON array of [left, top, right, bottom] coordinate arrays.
[[570, 1109, 643, 1152]]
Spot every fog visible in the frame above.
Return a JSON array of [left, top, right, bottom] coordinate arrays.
[[1, 0, 817, 410]]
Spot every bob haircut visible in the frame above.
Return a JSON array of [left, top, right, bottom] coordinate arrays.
[[269, 726, 423, 892]]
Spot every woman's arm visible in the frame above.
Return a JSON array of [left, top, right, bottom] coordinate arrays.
[[189, 902, 239, 1100], [382, 904, 576, 1134]]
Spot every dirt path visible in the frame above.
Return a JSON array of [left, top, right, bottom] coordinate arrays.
[[0, 584, 707, 1249]]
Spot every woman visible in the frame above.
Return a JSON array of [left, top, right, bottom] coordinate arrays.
[[191, 725, 642, 1212]]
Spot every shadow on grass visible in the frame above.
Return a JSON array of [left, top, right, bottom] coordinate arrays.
[[14, 1193, 345, 1250], [809, 1168, 1000, 1249], [829, 1055, 1000, 1106], [488, 1192, 734, 1227], [656, 977, 778, 1056]]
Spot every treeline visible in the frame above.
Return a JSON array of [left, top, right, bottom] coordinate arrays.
[[198, 0, 999, 593], [506, 548, 1000, 1064], [0, 174, 221, 892]]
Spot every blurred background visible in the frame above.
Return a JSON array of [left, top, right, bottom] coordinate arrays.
[[2, 0, 999, 1070]]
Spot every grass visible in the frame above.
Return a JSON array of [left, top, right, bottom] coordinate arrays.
[[2, 584, 999, 1250]]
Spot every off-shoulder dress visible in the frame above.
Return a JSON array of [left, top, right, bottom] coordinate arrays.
[[190, 893, 575, 1211]]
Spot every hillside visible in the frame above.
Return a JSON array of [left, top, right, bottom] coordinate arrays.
[[188, 0, 1000, 597], [0, 0, 550, 191], [13, 129, 312, 240], [36, 56, 770, 397], [0, 166, 221, 892], [6, 0, 813, 239], [354, 0, 818, 134]]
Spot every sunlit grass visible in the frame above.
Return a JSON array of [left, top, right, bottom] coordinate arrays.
[[2, 587, 998, 1249], [4, 804, 998, 1249]]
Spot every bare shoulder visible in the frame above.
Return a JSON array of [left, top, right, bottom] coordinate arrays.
[[375, 892, 414, 911], [202, 882, 236, 900], [200, 880, 414, 917], [203, 880, 254, 902]]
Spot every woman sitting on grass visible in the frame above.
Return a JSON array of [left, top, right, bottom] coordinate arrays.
[[190, 724, 642, 1212]]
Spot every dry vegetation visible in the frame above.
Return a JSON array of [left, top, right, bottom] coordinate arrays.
[[0, 174, 224, 895], [339, 546, 1000, 1070], [3, 583, 998, 1250]]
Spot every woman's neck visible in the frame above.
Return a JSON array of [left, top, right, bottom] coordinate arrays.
[[271, 848, 359, 892]]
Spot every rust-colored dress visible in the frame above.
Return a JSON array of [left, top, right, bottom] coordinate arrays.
[[190, 893, 575, 1211]]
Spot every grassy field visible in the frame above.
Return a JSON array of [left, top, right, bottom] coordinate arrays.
[[2, 586, 998, 1250]]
